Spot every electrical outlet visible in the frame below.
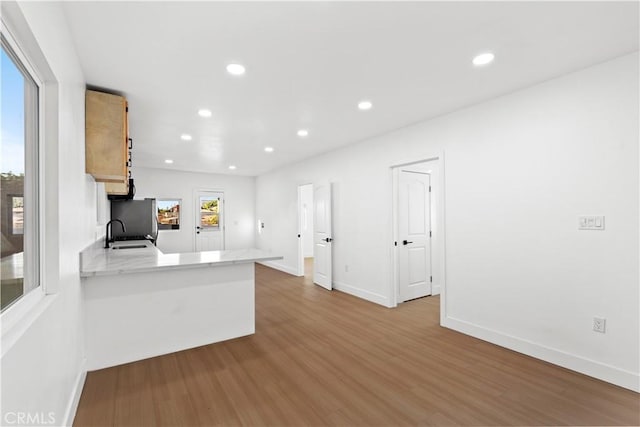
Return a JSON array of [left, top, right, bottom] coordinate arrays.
[[593, 317, 606, 333], [345, 265, 349, 273]]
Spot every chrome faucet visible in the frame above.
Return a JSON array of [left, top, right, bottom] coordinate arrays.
[[105, 219, 126, 248]]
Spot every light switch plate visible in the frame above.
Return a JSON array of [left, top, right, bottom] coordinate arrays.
[[579, 216, 605, 230]]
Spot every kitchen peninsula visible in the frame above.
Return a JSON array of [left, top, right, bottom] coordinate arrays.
[[80, 240, 282, 370]]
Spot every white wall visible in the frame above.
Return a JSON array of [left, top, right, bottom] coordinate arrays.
[[300, 184, 314, 258], [132, 167, 256, 253], [256, 53, 639, 390], [1, 1, 97, 425]]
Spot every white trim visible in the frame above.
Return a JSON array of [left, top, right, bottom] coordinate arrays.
[[62, 361, 87, 427], [442, 315, 640, 392], [0, 15, 48, 309], [1, 2, 60, 302], [256, 263, 391, 307], [0, 18, 43, 83], [257, 261, 391, 307], [258, 260, 300, 277], [333, 281, 391, 308]]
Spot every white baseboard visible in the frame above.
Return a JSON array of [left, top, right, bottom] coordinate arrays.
[[333, 281, 391, 308], [443, 316, 639, 392], [256, 263, 391, 308], [62, 360, 86, 426], [431, 285, 441, 295], [258, 260, 300, 276]]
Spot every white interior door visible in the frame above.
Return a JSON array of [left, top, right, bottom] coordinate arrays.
[[398, 171, 432, 302], [195, 191, 224, 251], [313, 182, 332, 290]]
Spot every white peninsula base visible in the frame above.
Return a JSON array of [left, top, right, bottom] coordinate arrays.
[[80, 241, 281, 371], [83, 263, 253, 370]]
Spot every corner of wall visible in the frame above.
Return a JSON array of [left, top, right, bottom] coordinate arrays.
[[62, 360, 87, 427], [333, 281, 392, 308]]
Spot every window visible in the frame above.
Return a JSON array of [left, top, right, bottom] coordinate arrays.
[[157, 199, 181, 230], [1, 32, 40, 312], [9, 195, 24, 234], [199, 196, 220, 228]]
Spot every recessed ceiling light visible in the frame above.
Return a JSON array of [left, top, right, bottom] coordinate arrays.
[[226, 63, 246, 76], [165, 159, 174, 164], [198, 109, 212, 117], [297, 129, 309, 137], [180, 134, 192, 141], [472, 52, 495, 67], [228, 165, 237, 170], [358, 100, 373, 111], [264, 147, 274, 153]]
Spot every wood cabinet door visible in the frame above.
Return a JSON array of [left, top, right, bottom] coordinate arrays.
[[85, 90, 127, 182]]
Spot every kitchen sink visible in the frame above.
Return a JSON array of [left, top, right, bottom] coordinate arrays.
[[111, 245, 148, 250]]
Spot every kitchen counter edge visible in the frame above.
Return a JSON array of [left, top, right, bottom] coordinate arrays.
[[79, 240, 283, 278]]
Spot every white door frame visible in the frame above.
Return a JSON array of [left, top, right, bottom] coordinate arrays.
[[390, 153, 446, 320], [193, 188, 225, 251]]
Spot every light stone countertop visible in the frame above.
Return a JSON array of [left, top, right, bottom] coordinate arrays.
[[80, 239, 282, 277]]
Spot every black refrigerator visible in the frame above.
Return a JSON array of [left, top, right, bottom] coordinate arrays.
[[110, 198, 157, 241]]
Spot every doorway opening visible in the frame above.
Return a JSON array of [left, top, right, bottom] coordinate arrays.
[[298, 184, 314, 282], [297, 182, 333, 290], [391, 156, 444, 308]]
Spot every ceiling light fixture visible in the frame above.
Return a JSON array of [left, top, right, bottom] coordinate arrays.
[[358, 100, 373, 111], [472, 52, 495, 67], [226, 63, 246, 76], [198, 109, 212, 117], [228, 165, 237, 170], [180, 134, 192, 141], [165, 159, 174, 164], [264, 147, 274, 153], [297, 129, 309, 137]]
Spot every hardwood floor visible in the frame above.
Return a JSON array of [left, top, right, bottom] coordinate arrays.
[[74, 264, 639, 426]]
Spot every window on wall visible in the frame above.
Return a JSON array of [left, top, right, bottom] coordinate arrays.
[[199, 196, 220, 228], [157, 199, 180, 230], [1, 32, 41, 312]]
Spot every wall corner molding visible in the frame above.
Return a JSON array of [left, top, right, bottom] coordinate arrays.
[[333, 281, 392, 308], [62, 359, 86, 427], [258, 260, 300, 277]]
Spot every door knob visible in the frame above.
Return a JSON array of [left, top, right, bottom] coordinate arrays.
[[402, 240, 413, 245]]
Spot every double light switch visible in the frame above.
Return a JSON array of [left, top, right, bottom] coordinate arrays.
[[579, 216, 605, 230]]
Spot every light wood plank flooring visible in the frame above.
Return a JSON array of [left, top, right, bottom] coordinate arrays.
[[74, 264, 639, 426]]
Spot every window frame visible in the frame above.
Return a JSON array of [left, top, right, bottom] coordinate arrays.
[[198, 196, 220, 229], [156, 198, 181, 231], [1, 19, 45, 313]]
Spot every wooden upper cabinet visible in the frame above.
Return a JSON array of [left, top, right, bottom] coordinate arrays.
[[85, 90, 128, 183]]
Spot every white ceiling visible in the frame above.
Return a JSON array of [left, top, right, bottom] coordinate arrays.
[[61, 1, 639, 176]]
